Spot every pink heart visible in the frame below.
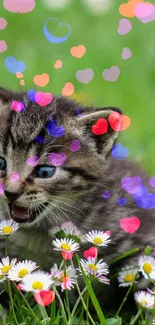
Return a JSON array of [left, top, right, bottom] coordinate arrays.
[[3, 0, 35, 14], [35, 92, 53, 107], [134, 2, 153, 19], [34, 290, 55, 306], [121, 47, 132, 60], [62, 251, 73, 260], [0, 18, 8, 30], [11, 101, 25, 112], [26, 156, 39, 167], [102, 66, 120, 82], [120, 217, 141, 234], [83, 247, 98, 259], [0, 40, 7, 53], [48, 152, 67, 166], [10, 172, 20, 182]]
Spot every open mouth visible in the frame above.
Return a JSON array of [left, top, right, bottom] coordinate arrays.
[[9, 203, 48, 223]]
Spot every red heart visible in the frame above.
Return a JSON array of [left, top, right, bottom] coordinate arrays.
[[83, 247, 98, 259], [120, 217, 141, 234], [62, 251, 73, 260], [34, 290, 55, 306], [108, 112, 131, 131], [92, 118, 108, 135]]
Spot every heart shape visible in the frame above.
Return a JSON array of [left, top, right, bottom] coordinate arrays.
[[121, 176, 143, 194], [34, 290, 55, 306], [92, 118, 108, 135], [34, 92, 53, 107], [11, 101, 25, 112], [43, 17, 71, 44], [102, 66, 120, 82], [119, 0, 143, 18], [62, 82, 74, 96], [75, 68, 94, 84], [5, 56, 25, 74], [26, 156, 39, 167], [48, 152, 67, 166], [120, 217, 141, 234], [70, 45, 86, 58], [54, 60, 62, 69], [137, 4, 155, 23], [121, 47, 132, 60], [0, 18, 7, 30], [0, 40, 7, 53], [33, 73, 49, 87], [83, 247, 98, 259], [46, 120, 65, 137], [112, 143, 129, 160], [108, 112, 131, 131], [3, 0, 35, 13], [134, 2, 153, 18], [10, 172, 20, 182], [70, 139, 81, 152], [62, 251, 73, 260]]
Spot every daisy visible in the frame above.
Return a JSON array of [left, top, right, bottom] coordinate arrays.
[[118, 266, 138, 287], [21, 270, 54, 293], [134, 290, 154, 309], [138, 255, 155, 280], [0, 219, 19, 236], [86, 230, 111, 247], [80, 257, 109, 276], [59, 265, 77, 291], [8, 260, 38, 281], [52, 238, 79, 253], [0, 256, 17, 275], [50, 264, 64, 284]]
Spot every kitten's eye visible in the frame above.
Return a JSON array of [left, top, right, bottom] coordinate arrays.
[[0, 157, 6, 171], [35, 165, 56, 178]]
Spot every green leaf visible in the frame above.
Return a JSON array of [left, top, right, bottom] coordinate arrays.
[[106, 317, 122, 325]]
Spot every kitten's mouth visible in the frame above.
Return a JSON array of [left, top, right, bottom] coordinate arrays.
[[9, 203, 48, 223]]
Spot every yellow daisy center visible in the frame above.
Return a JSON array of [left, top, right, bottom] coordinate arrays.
[[61, 243, 71, 251], [141, 300, 148, 306], [143, 263, 152, 274], [18, 269, 29, 278], [88, 264, 98, 271], [1, 265, 11, 274], [2, 226, 13, 235], [124, 273, 134, 283], [32, 281, 43, 290], [93, 237, 103, 245]]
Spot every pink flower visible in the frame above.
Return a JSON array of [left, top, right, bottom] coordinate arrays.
[[34, 290, 55, 306], [62, 251, 73, 260]]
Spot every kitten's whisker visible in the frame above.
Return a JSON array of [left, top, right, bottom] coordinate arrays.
[[39, 203, 54, 226], [48, 201, 71, 223], [50, 197, 88, 219], [46, 194, 90, 210], [40, 203, 60, 226]]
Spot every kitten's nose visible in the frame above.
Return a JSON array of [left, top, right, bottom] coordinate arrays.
[[4, 190, 21, 202]]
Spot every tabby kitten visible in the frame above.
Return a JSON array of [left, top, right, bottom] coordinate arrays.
[[0, 87, 154, 311]]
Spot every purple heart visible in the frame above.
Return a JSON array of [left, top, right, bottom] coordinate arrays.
[[118, 19, 132, 35], [70, 140, 81, 152], [121, 176, 143, 194], [102, 66, 120, 82], [102, 191, 111, 199], [149, 177, 155, 188], [26, 156, 39, 167], [48, 152, 67, 166], [112, 143, 129, 160], [121, 48, 132, 60], [46, 120, 65, 138], [75, 68, 94, 84], [10, 172, 20, 182]]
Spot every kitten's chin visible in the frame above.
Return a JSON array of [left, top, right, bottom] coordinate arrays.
[[9, 203, 48, 224]]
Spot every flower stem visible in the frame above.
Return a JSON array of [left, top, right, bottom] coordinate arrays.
[[110, 248, 139, 265], [54, 287, 68, 325], [68, 287, 87, 324], [64, 260, 71, 319], [14, 284, 40, 323], [7, 280, 18, 325], [5, 236, 8, 257], [129, 308, 142, 325], [115, 282, 134, 316]]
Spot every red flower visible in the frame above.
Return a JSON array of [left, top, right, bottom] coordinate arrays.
[[34, 290, 55, 306]]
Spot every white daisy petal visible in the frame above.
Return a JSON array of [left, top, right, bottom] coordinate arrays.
[[0, 256, 17, 275], [52, 238, 79, 252], [21, 270, 54, 292], [86, 230, 111, 247], [0, 219, 19, 236], [138, 255, 155, 280], [80, 257, 109, 284], [8, 260, 38, 281], [118, 266, 138, 287], [134, 291, 154, 309]]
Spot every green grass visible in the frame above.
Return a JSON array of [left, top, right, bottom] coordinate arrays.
[[0, 0, 155, 174]]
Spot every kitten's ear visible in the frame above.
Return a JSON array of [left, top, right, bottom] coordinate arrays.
[[76, 107, 123, 155]]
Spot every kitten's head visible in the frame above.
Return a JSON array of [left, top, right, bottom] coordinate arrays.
[[0, 87, 122, 226]]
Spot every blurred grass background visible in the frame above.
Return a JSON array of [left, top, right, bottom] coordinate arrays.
[[0, 0, 155, 174]]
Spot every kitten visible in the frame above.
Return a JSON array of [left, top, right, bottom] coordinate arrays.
[[0, 87, 154, 313]]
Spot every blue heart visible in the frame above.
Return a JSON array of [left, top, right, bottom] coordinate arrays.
[[46, 120, 65, 137], [112, 143, 129, 160], [43, 17, 71, 44], [5, 56, 26, 74]]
